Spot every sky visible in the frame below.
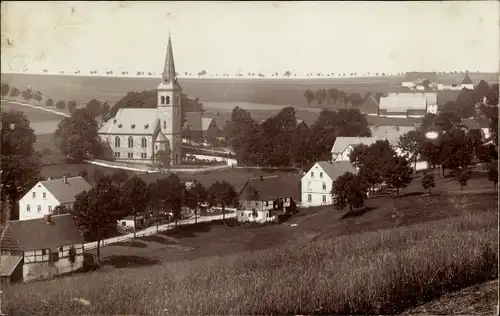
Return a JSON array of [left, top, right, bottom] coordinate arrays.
[[1, 1, 499, 76]]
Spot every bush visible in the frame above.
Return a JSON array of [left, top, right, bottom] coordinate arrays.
[[9, 87, 20, 97], [46, 98, 54, 107], [56, 100, 66, 110]]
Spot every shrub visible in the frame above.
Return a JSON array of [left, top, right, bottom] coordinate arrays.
[[56, 100, 66, 110]]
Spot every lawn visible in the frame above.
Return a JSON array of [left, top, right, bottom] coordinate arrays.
[[0, 100, 64, 123], [3, 191, 497, 315], [2, 72, 498, 109]]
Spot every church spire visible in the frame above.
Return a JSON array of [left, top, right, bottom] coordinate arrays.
[[162, 33, 176, 84]]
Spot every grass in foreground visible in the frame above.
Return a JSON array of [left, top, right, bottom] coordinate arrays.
[[5, 209, 498, 315]]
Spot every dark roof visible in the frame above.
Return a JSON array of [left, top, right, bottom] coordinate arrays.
[[360, 95, 379, 115], [437, 90, 460, 108], [39, 176, 91, 204], [212, 114, 228, 130], [184, 111, 202, 131], [239, 174, 300, 202], [0, 214, 84, 252], [403, 72, 438, 83], [366, 115, 421, 127], [316, 161, 357, 181], [462, 72, 473, 84], [462, 118, 480, 130]]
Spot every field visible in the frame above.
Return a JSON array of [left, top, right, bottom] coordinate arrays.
[[2, 73, 498, 110], [4, 185, 497, 314]]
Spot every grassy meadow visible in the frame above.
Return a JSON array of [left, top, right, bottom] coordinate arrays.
[[4, 199, 497, 315]]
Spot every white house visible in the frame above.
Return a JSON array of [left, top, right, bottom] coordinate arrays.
[[98, 34, 183, 166], [437, 72, 475, 91], [117, 215, 146, 229], [18, 176, 91, 221], [331, 137, 379, 162], [0, 214, 84, 284], [401, 72, 438, 90], [301, 161, 357, 208]]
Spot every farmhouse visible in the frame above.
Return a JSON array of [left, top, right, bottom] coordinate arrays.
[[118, 215, 146, 230], [301, 161, 357, 207], [18, 176, 91, 221], [238, 174, 300, 223], [437, 72, 475, 91], [369, 125, 417, 145], [402, 72, 438, 90], [331, 137, 379, 162], [359, 95, 379, 116], [0, 214, 84, 284], [378, 92, 437, 118], [98, 34, 183, 166]]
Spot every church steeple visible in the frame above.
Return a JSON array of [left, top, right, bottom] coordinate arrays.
[[162, 33, 177, 84]]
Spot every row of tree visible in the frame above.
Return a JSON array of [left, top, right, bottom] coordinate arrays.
[[303, 88, 385, 107], [224, 106, 371, 168], [63, 169, 238, 267]]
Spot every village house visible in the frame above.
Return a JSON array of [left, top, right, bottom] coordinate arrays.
[[18, 176, 91, 221], [331, 137, 380, 162], [401, 72, 438, 90], [301, 161, 357, 207], [0, 214, 84, 284], [117, 215, 146, 230], [237, 174, 300, 223], [183, 113, 222, 145], [378, 92, 437, 118], [98, 34, 183, 166], [436, 72, 475, 91], [359, 95, 379, 116]]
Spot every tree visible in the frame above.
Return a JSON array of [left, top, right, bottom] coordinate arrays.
[[53, 205, 71, 215], [421, 173, 435, 195], [33, 91, 43, 105], [487, 165, 498, 190], [1, 110, 41, 220], [1, 83, 10, 96], [45, 98, 54, 107], [159, 174, 186, 226], [304, 89, 315, 105], [284, 70, 291, 77], [54, 108, 103, 162], [328, 88, 339, 104], [457, 169, 471, 191], [331, 172, 365, 212], [39, 147, 52, 165], [476, 144, 498, 164], [349, 93, 364, 107], [73, 181, 124, 267], [56, 100, 66, 110], [383, 156, 413, 197], [9, 87, 20, 97], [21, 89, 32, 102], [111, 169, 129, 187], [67, 101, 77, 114], [185, 181, 207, 223], [207, 181, 238, 225], [398, 130, 422, 171], [123, 176, 150, 238], [86, 99, 102, 118], [315, 89, 327, 105], [155, 148, 171, 171]]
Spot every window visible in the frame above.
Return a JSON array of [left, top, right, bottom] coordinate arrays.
[[128, 136, 133, 148], [32, 192, 36, 198], [43, 192, 46, 199], [27, 204, 30, 212], [320, 172, 323, 178], [164, 121, 166, 129], [166, 96, 170, 104], [42, 249, 46, 255], [52, 252, 59, 262], [308, 194, 312, 202], [128, 152, 133, 158], [240, 212, 244, 217], [114, 152, 120, 158], [311, 172, 314, 178], [37, 205, 41, 212], [161, 96, 165, 104], [141, 137, 147, 148], [141, 153, 147, 159], [48, 206, 52, 213], [122, 221, 126, 226], [322, 195, 327, 203], [322, 183, 327, 191], [307, 182, 312, 190], [115, 136, 120, 147]]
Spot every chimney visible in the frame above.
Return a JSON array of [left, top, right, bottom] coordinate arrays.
[[44, 214, 52, 224], [63, 176, 68, 184]]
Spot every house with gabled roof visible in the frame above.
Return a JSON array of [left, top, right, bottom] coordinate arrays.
[[402, 72, 438, 90], [238, 174, 300, 223], [0, 214, 84, 284], [331, 137, 380, 162], [18, 176, 91, 221], [359, 95, 379, 116], [301, 161, 357, 207], [437, 72, 475, 91], [379, 92, 437, 118]]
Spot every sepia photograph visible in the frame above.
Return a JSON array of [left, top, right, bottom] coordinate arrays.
[[0, 1, 499, 315]]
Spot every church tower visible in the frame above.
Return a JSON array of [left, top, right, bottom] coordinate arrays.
[[157, 34, 182, 166]]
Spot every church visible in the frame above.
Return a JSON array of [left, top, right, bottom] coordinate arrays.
[[98, 34, 183, 166]]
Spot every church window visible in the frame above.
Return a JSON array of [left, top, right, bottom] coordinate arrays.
[[141, 137, 147, 148], [166, 96, 170, 105], [164, 121, 166, 129], [161, 96, 165, 104], [128, 136, 134, 148], [115, 136, 120, 147]]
